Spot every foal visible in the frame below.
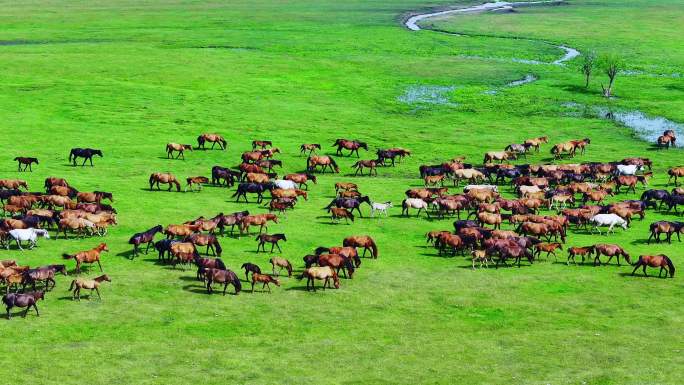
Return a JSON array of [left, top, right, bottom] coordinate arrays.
[[68, 274, 111, 300], [269, 257, 293, 277], [255, 233, 286, 253], [14, 157, 38, 172], [251, 273, 280, 293]]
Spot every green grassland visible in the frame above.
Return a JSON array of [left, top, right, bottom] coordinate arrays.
[[0, 1, 682, 384]]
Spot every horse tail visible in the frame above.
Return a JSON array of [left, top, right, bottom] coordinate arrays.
[[286, 260, 293, 276], [68, 280, 76, 292], [62, 253, 75, 260], [663, 255, 676, 277], [68, 149, 73, 162], [213, 239, 222, 256], [369, 238, 378, 258], [329, 157, 339, 170], [173, 180, 181, 192], [216, 258, 227, 270], [197, 135, 204, 146]]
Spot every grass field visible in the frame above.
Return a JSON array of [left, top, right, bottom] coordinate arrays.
[[1, 1, 683, 384]]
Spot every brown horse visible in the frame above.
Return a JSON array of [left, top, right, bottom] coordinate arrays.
[[21, 265, 67, 291], [352, 160, 379, 176], [166, 143, 193, 159], [149, 173, 181, 192], [570, 138, 591, 155], [185, 233, 222, 256], [317, 253, 355, 279], [483, 151, 516, 164], [523, 136, 548, 152], [631, 255, 675, 278], [657, 134, 676, 149], [185, 176, 209, 192], [477, 212, 502, 230], [197, 133, 227, 150], [343, 235, 378, 258], [424, 174, 445, 187], [68, 274, 111, 300], [3, 291, 44, 319], [164, 223, 201, 239], [533, 242, 563, 261], [239, 214, 279, 235], [242, 150, 265, 163], [615, 174, 650, 193], [307, 155, 339, 173], [269, 257, 293, 277], [271, 188, 308, 201], [252, 140, 272, 149], [335, 182, 358, 192], [647, 221, 684, 244], [668, 167, 684, 186], [330, 207, 354, 223], [170, 242, 198, 270], [76, 191, 113, 204], [63, 243, 109, 273], [300, 143, 321, 155], [14, 157, 39, 172], [333, 139, 368, 157], [57, 217, 96, 239], [550, 141, 577, 159], [0, 179, 28, 190], [256, 233, 286, 253], [593, 244, 631, 266], [251, 273, 280, 293], [284, 173, 317, 189], [299, 266, 339, 291], [205, 268, 241, 295]]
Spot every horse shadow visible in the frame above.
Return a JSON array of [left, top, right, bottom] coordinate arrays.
[[117, 250, 137, 260], [181, 284, 213, 295], [284, 285, 314, 292]]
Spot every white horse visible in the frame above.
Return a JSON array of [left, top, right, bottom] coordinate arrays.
[[464, 184, 498, 193], [616, 164, 643, 176], [8, 228, 50, 250], [274, 180, 297, 190], [589, 214, 628, 234], [370, 201, 392, 217], [402, 198, 430, 217]]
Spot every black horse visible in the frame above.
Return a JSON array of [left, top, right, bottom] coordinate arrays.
[[665, 195, 684, 213], [419, 164, 447, 178], [255, 233, 286, 253], [0, 189, 22, 204], [211, 166, 239, 187], [641, 189, 671, 208], [231, 183, 274, 203], [14, 157, 39, 172], [495, 168, 522, 184], [128, 225, 164, 258], [154, 239, 180, 262], [324, 196, 371, 217], [69, 148, 103, 167], [241, 262, 262, 281]]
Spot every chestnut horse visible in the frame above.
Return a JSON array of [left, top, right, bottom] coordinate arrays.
[[0, 179, 28, 190], [593, 244, 631, 266], [68, 274, 111, 300], [63, 243, 109, 273], [239, 213, 279, 235], [333, 139, 368, 157], [343, 235, 378, 258], [631, 255, 675, 278], [307, 155, 339, 173], [166, 143, 193, 159], [284, 173, 317, 189], [252, 140, 272, 149], [149, 173, 181, 192], [197, 133, 227, 150], [251, 273, 280, 293], [185, 176, 209, 192], [256, 233, 286, 253]]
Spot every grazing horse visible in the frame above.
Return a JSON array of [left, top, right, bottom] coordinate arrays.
[[566, 245, 595, 265], [149, 173, 181, 192], [0, 179, 28, 190], [217, 211, 249, 235], [483, 151, 516, 164], [69, 148, 103, 166], [284, 173, 317, 189], [232, 182, 273, 203], [197, 133, 227, 150], [329, 207, 354, 223], [299, 266, 340, 291], [3, 291, 44, 319], [128, 225, 163, 257], [62, 243, 109, 273], [241, 262, 262, 281], [211, 166, 237, 187], [205, 268, 241, 295], [300, 143, 321, 155], [269, 257, 293, 277], [668, 167, 684, 186], [647, 221, 683, 244], [76, 191, 113, 204], [593, 244, 631, 266], [193, 255, 226, 281], [256, 233, 286, 253], [239, 214, 278, 235], [333, 139, 368, 157], [307, 155, 339, 173], [343, 235, 378, 258], [631, 255, 675, 278], [166, 143, 193, 159], [185, 233, 222, 256], [14, 157, 38, 172], [68, 275, 111, 300], [21, 265, 67, 291], [8, 228, 50, 250], [251, 273, 280, 293], [252, 140, 272, 149], [523, 136, 548, 152], [317, 254, 355, 279], [184, 176, 209, 192]]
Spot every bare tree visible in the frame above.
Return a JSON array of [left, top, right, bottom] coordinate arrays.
[[579, 50, 596, 88], [600, 53, 624, 97]]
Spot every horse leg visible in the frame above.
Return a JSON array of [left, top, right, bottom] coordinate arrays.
[[23, 305, 30, 318], [97, 259, 103, 272], [642, 265, 648, 277], [251, 281, 255, 293], [631, 262, 641, 275], [222, 282, 228, 296]]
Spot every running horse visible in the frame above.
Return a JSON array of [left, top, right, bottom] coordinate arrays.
[[62, 243, 109, 273], [307, 156, 339, 173], [149, 173, 181, 192], [128, 225, 164, 257], [14, 157, 38, 172], [166, 143, 193, 159], [68, 275, 111, 300], [631, 254, 675, 278], [333, 139, 368, 157], [69, 148, 103, 166], [197, 133, 227, 150]]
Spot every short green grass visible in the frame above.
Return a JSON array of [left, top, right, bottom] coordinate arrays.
[[0, 1, 682, 384]]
